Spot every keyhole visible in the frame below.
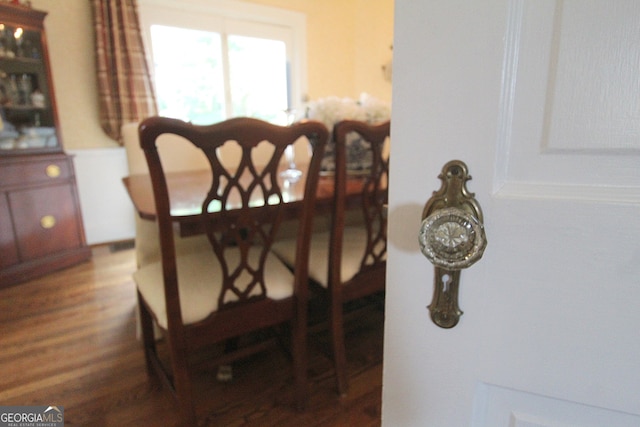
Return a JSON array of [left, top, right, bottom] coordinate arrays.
[[441, 273, 451, 293]]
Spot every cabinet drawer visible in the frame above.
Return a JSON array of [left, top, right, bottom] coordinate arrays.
[[0, 156, 72, 187], [8, 183, 83, 261]]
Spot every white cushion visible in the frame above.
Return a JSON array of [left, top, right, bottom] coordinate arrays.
[[272, 226, 369, 287], [134, 217, 213, 267], [134, 247, 295, 329]]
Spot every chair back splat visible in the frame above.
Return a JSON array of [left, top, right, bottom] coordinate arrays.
[[134, 116, 328, 424]]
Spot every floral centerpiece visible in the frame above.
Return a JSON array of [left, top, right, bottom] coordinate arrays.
[[296, 93, 390, 172]]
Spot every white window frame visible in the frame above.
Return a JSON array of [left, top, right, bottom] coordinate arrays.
[[137, 0, 308, 117]]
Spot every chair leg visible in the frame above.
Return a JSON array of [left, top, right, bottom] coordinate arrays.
[[137, 294, 157, 374], [329, 297, 349, 396], [138, 296, 196, 424], [216, 339, 237, 382], [292, 310, 308, 410], [165, 332, 197, 426]]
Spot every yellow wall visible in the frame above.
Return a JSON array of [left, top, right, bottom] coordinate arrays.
[[244, 0, 394, 102], [354, 0, 394, 101], [27, 0, 393, 149]]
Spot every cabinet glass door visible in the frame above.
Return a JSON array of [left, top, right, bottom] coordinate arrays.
[[0, 22, 58, 153]]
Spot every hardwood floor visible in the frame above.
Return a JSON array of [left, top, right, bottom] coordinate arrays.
[[0, 244, 383, 426]]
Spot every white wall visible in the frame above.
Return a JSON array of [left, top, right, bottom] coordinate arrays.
[[68, 148, 135, 245]]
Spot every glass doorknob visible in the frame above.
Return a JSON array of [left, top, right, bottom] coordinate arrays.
[[419, 160, 487, 328], [419, 206, 486, 270]]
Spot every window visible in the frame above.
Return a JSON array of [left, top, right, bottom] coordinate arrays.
[[138, 0, 306, 125], [149, 25, 225, 124]]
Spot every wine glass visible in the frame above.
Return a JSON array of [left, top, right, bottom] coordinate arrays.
[[280, 144, 302, 182], [280, 108, 302, 182]]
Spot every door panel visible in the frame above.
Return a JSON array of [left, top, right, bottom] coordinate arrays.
[[382, 0, 640, 426], [498, 0, 640, 198], [478, 384, 640, 427]]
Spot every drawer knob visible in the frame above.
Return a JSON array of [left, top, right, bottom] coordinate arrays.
[[40, 215, 57, 229], [46, 164, 61, 178]]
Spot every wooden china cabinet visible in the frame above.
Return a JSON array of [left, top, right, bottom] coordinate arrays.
[[0, 3, 90, 288]]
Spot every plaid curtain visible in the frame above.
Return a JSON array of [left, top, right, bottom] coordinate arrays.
[[91, 0, 157, 143]]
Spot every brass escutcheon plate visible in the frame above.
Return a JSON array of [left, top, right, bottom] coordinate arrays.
[[420, 160, 487, 328]]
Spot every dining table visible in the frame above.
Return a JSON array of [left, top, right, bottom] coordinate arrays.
[[122, 163, 373, 235]]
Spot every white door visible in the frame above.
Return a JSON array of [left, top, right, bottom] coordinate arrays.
[[383, 1, 640, 426]]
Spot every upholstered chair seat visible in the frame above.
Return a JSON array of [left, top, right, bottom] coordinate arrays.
[[135, 246, 296, 329], [274, 226, 385, 287]]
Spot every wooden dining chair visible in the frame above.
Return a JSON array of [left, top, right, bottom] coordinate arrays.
[[133, 116, 328, 425], [273, 119, 390, 396]]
